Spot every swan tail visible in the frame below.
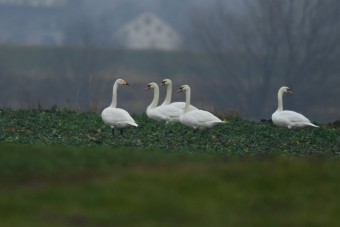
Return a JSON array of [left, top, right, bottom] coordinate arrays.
[[129, 122, 138, 127], [298, 122, 319, 128], [309, 123, 319, 128]]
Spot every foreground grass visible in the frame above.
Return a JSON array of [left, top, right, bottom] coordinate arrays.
[[0, 144, 340, 226], [0, 109, 339, 226]]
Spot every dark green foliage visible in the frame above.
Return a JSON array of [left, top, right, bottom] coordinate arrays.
[[0, 109, 340, 226], [0, 144, 340, 226], [0, 109, 339, 157]]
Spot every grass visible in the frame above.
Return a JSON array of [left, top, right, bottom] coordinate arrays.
[[0, 144, 340, 226], [0, 108, 339, 157], [0, 109, 340, 226]]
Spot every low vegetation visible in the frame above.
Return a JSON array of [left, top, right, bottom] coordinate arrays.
[[0, 108, 339, 157], [0, 109, 339, 226]]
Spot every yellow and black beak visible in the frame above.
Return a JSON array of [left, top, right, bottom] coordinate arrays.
[[122, 80, 129, 86], [159, 81, 166, 86], [144, 84, 151, 91]]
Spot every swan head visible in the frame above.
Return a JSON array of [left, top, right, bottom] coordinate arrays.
[[144, 82, 158, 91], [279, 86, 293, 94], [160, 79, 172, 86], [176, 85, 190, 93], [117, 79, 129, 86]]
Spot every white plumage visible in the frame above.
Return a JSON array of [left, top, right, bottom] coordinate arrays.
[[101, 79, 138, 134], [177, 85, 224, 131], [160, 79, 197, 111], [145, 82, 183, 123], [271, 86, 318, 129]]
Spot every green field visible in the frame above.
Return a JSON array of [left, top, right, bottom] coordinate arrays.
[[0, 109, 340, 226]]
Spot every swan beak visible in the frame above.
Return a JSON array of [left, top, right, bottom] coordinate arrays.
[[144, 86, 151, 91], [122, 80, 129, 86], [176, 88, 183, 93], [287, 89, 293, 93], [159, 82, 165, 86]]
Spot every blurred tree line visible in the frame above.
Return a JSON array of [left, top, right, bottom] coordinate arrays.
[[190, 0, 340, 119], [0, 0, 339, 122]]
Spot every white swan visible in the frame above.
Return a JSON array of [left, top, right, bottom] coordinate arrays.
[[177, 85, 224, 131], [271, 86, 318, 129], [145, 82, 183, 123], [160, 79, 198, 111], [101, 78, 138, 136]]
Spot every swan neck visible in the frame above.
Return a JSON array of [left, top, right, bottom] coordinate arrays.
[[110, 81, 119, 108], [184, 88, 191, 113], [148, 86, 159, 109], [162, 84, 172, 105], [277, 90, 284, 111]]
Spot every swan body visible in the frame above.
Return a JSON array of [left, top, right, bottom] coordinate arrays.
[[102, 108, 137, 129], [101, 79, 138, 132], [145, 82, 182, 123], [271, 86, 318, 129], [160, 79, 197, 111], [177, 85, 224, 131]]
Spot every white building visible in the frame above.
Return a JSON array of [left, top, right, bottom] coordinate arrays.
[[115, 12, 182, 51]]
